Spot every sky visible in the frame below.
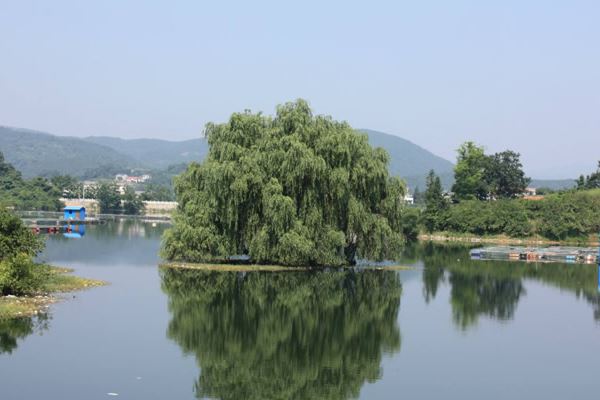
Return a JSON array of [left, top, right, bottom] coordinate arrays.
[[0, 0, 598, 179]]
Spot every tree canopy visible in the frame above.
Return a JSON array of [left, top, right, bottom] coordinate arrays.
[[452, 142, 489, 200], [422, 170, 447, 233], [451, 142, 529, 200], [577, 161, 600, 190], [162, 100, 407, 266], [0, 208, 43, 260], [122, 186, 144, 215], [0, 152, 63, 211], [95, 182, 121, 213]]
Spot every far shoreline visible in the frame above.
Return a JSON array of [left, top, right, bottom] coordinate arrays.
[[419, 232, 599, 247]]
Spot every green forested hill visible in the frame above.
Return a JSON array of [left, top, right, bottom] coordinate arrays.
[[360, 129, 455, 190], [0, 125, 576, 191], [87, 130, 456, 189], [0, 126, 137, 178], [83, 136, 208, 169]]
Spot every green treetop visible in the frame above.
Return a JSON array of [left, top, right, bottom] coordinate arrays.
[[452, 142, 529, 200], [452, 142, 489, 200], [162, 100, 407, 266], [96, 182, 121, 213], [577, 161, 600, 190], [422, 170, 448, 233]]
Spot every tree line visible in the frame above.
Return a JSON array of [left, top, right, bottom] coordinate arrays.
[[1, 152, 175, 214], [421, 143, 600, 240]]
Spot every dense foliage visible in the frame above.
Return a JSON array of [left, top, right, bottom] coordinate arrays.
[[421, 183, 600, 239], [0, 209, 43, 259], [0, 208, 46, 296], [576, 161, 600, 190], [452, 142, 529, 200], [0, 152, 63, 211], [122, 186, 145, 215], [140, 183, 175, 201], [422, 170, 448, 233], [95, 182, 122, 213], [161, 268, 401, 399], [163, 100, 407, 266], [50, 175, 83, 199]]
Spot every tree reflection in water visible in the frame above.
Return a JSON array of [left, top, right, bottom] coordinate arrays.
[[0, 313, 50, 355], [161, 268, 402, 400], [411, 243, 600, 329]]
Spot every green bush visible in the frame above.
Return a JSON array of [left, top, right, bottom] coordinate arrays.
[[444, 200, 531, 237], [429, 189, 600, 240], [537, 190, 600, 239], [0, 208, 43, 259], [401, 207, 421, 241], [0, 254, 49, 296]]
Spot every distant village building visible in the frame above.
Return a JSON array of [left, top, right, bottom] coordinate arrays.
[[404, 193, 414, 205], [115, 174, 151, 184], [524, 187, 537, 197]]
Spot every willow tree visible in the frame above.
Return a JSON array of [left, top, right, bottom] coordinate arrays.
[[162, 100, 406, 266]]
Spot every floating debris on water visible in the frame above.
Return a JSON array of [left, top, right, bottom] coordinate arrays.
[[470, 246, 598, 264]]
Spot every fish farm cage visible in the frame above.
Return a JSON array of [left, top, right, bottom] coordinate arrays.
[[470, 246, 598, 264]]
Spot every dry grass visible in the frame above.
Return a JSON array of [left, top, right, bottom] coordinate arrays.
[[0, 296, 56, 319]]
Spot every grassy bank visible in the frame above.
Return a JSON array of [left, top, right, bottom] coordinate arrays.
[[0, 265, 105, 319], [419, 232, 599, 247]]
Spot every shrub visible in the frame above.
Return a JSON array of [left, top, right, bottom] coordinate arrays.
[[0, 254, 49, 296], [0, 208, 43, 259]]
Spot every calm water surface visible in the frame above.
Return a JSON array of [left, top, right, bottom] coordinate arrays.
[[1, 221, 599, 399]]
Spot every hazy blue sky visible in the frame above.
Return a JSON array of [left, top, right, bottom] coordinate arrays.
[[1, 0, 598, 178]]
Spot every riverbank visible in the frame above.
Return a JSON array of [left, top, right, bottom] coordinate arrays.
[[419, 232, 599, 247], [0, 266, 105, 319]]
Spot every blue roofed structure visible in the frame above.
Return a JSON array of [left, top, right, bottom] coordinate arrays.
[[63, 206, 86, 221]]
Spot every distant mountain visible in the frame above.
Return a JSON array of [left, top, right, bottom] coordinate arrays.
[[529, 179, 576, 191], [84, 136, 208, 169], [87, 130, 456, 190], [0, 125, 576, 192], [360, 129, 455, 190], [0, 126, 137, 178]]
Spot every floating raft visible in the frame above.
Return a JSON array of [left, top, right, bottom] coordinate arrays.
[[470, 246, 598, 264]]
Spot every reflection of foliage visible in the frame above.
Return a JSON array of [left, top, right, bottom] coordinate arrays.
[[449, 271, 524, 330], [405, 243, 600, 328], [0, 314, 50, 354], [161, 269, 402, 400]]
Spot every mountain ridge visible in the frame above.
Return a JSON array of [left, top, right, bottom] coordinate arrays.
[[0, 125, 576, 191]]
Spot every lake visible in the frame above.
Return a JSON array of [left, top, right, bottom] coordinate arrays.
[[1, 220, 599, 399]]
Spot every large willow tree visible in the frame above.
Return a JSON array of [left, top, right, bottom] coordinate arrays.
[[162, 100, 406, 266]]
